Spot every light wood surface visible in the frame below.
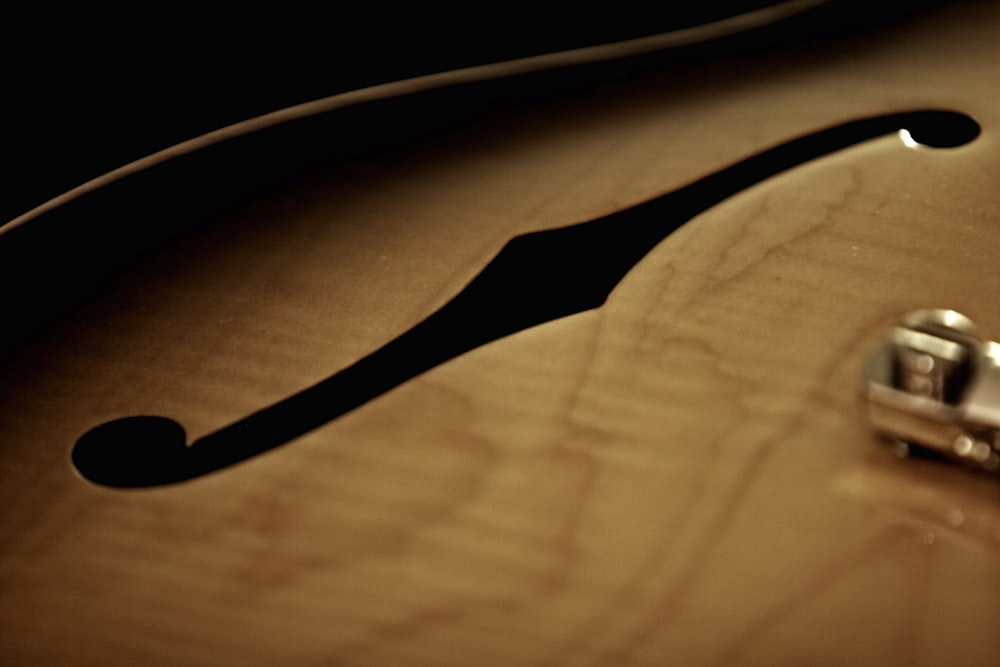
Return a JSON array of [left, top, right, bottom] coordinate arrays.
[[2, 3, 1000, 664]]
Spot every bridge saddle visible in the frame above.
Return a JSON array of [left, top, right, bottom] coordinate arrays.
[[865, 309, 1000, 474]]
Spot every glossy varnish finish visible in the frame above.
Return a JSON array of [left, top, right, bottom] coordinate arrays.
[[2, 3, 1000, 664]]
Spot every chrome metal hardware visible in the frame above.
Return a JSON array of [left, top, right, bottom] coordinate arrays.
[[864, 309, 1000, 474]]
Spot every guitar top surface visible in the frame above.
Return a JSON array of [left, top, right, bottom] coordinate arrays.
[[2, 2, 999, 664]]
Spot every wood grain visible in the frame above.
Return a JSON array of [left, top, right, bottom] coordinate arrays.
[[2, 3, 1000, 664]]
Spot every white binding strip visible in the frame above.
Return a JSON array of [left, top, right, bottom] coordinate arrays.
[[2, 0, 827, 235]]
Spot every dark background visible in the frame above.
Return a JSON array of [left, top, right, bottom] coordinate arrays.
[[3, 2, 945, 226]]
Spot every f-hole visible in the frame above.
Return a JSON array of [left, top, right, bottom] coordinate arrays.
[[72, 109, 980, 488]]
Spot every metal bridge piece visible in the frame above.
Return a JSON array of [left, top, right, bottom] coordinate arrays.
[[864, 309, 1000, 474]]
